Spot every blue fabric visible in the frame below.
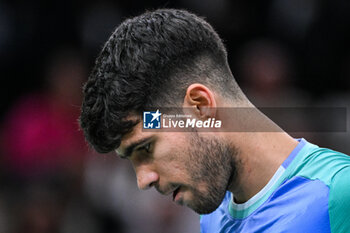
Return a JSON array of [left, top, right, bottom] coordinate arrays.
[[281, 138, 306, 169], [201, 177, 330, 233], [200, 139, 340, 233]]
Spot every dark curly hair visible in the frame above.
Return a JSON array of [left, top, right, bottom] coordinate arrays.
[[80, 8, 242, 153]]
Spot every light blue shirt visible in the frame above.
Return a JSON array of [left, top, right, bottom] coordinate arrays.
[[200, 139, 350, 233]]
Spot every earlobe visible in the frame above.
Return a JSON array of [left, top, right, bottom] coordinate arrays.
[[183, 84, 217, 118]]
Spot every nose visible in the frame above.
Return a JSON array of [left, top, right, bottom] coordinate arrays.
[[135, 165, 159, 190]]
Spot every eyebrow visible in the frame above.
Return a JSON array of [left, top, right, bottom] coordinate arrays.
[[119, 136, 153, 159]]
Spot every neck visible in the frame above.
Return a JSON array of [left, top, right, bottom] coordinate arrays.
[[225, 120, 298, 203]]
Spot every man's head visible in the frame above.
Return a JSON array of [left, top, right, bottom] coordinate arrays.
[[80, 8, 244, 153], [80, 8, 244, 214]]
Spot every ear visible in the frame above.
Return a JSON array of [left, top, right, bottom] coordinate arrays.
[[183, 84, 217, 119]]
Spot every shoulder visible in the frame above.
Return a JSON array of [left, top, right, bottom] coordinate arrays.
[[328, 166, 350, 232], [295, 141, 350, 186]]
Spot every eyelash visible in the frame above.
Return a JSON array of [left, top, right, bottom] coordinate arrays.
[[136, 142, 151, 155], [143, 143, 151, 153]]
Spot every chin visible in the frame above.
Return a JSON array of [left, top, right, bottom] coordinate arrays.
[[187, 200, 222, 215]]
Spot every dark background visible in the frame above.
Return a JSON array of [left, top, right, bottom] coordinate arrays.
[[1, 0, 350, 116], [0, 1, 349, 232]]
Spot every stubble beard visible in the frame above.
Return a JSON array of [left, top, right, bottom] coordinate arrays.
[[184, 133, 239, 214]]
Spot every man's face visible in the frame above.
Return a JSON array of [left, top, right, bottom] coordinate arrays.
[[117, 123, 238, 214]]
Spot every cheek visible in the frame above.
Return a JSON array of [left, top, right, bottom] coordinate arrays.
[[156, 160, 187, 178], [155, 157, 191, 183], [154, 140, 185, 165], [153, 136, 193, 175]]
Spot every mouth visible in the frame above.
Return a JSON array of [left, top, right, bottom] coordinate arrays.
[[172, 186, 181, 202]]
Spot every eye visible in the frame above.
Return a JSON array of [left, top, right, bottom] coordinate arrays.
[[143, 142, 151, 153], [136, 142, 152, 154], [134, 142, 153, 163]]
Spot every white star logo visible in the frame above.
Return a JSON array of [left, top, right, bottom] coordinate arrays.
[[150, 109, 161, 122]]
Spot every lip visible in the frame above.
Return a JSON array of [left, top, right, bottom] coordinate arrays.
[[157, 185, 179, 197], [172, 186, 181, 202]]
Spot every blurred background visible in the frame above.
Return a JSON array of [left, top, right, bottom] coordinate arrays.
[[0, 0, 349, 232]]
